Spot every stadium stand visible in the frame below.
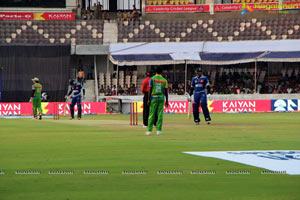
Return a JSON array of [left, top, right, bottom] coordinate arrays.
[[0, 20, 104, 45], [1, 16, 300, 97], [118, 17, 300, 43], [2, 17, 300, 45], [161, 66, 300, 95], [98, 70, 138, 96]]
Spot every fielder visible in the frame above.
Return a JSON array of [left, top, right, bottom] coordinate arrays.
[[146, 67, 169, 136], [30, 77, 43, 120], [189, 68, 211, 125], [67, 80, 85, 120]]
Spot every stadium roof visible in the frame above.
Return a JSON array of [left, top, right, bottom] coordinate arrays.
[[109, 40, 300, 66]]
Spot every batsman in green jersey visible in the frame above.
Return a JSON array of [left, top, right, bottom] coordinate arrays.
[[30, 77, 43, 120], [146, 67, 168, 136]]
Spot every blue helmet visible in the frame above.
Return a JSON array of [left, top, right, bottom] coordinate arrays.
[[196, 68, 202, 73], [69, 79, 75, 85]]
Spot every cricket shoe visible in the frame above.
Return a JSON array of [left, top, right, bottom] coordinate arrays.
[[78, 117, 81, 120], [194, 122, 200, 125], [143, 125, 147, 128], [39, 115, 42, 120], [145, 131, 152, 136], [157, 131, 162, 136]]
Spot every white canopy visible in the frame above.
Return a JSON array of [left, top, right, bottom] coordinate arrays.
[[109, 40, 300, 65]]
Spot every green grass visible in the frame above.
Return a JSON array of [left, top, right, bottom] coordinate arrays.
[[0, 113, 300, 200]]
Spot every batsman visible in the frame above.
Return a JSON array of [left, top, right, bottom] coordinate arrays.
[[189, 68, 211, 125], [67, 79, 85, 120], [30, 77, 43, 120]]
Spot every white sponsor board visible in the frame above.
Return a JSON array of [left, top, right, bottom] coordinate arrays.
[[183, 151, 300, 175]]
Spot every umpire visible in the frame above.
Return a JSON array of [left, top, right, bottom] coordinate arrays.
[[141, 71, 157, 127]]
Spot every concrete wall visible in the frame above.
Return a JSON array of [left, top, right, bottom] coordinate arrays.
[[100, 93, 300, 113], [66, 0, 77, 10], [95, 55, 114, 74], [70, 54, 114, 74], [99, 93, 300, 102]]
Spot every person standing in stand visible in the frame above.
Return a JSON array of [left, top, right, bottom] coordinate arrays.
[[77, 68, 85, 86]]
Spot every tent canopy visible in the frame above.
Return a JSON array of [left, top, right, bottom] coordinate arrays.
[[109, 40, 300, 66]]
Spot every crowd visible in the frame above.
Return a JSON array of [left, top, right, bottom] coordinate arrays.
[[81, 5, 110, 21], [259, 73, 300, 94], [167, 82, 190, 95], [80, 3, 140, 21], [94, 67, 300, 96], [99, 84, 138, 96], [212, 71, 255, 94], [117, 10, 140, 22]]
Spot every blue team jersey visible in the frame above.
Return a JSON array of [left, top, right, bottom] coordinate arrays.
[[191, 76, 209, 94], [70, 83, 84, 97]]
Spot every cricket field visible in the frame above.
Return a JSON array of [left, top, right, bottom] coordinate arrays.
[[0, 113, 300, 200]]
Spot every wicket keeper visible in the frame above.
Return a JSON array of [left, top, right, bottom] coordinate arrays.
[[67, 79, 85, 120], [146, 67, 168, 136], [30, 77, 43, 120], [190, 68, 211, 125]]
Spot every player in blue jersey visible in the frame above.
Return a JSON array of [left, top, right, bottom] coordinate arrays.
[[67, 80, 85, 120], [189, 68, 211, 125]]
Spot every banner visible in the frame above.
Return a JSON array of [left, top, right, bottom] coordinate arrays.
[[145, 2, 300, 13], [0, 12, 75, 20], [0, 12, 33, 20], [271, 99, 300, 112], [210, 100, 271, 113], [0, 71, 2, 102], [145, 5, 210, 13], [139, 101, 187, 113], [33, 13, 75, 20], [214, 4, 243, 11], [161, 100, 271, 113], [0, 102, 106, 116], [214, 2, 300, 12]]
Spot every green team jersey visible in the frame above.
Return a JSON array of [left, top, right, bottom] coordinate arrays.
[[32, 83, 42, 97], [149, 74, 168, 98]]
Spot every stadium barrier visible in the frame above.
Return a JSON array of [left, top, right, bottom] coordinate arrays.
[[0, 102, 106, 116], [1, 99, 300, 116]]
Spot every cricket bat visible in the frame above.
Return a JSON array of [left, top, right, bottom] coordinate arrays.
[[185, 92, 192, 119], [64, 96, 69, 117], [188, 99, 192, 119]]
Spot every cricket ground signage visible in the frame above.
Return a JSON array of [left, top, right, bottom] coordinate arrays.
[[184, 151, 300, 175], [0, 102, 106, 116], [271, 99, 300, 112]]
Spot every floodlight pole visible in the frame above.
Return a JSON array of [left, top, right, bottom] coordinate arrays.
[[185, 60, 187, 94], [94, 55, 99, 101], [117, 64, 119, 95], [254, 59, 257, 93]]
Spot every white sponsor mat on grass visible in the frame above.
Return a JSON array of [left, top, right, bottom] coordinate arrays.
[[183, 151, 300, 175]]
